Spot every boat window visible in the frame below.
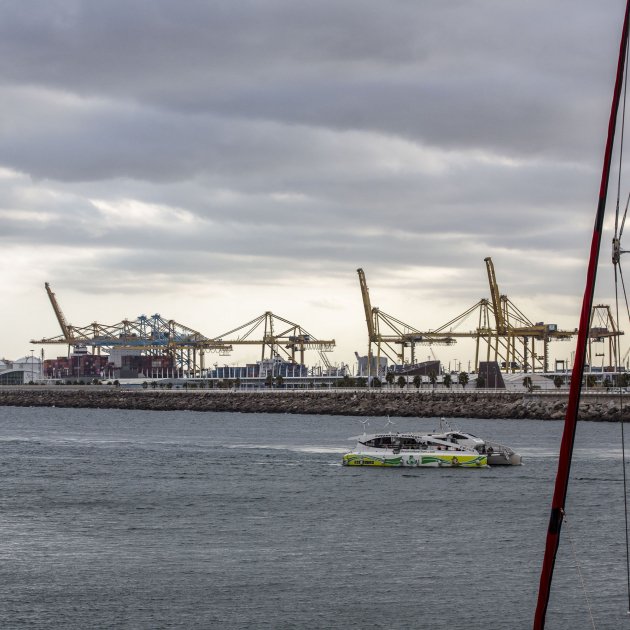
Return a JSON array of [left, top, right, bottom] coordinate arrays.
[[399, 437, 419, 448], [363, 436, 393, 447], [452, 433, 470, 440]]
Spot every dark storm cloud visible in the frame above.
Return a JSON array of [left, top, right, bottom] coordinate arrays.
[[0, 0, 620, 160]]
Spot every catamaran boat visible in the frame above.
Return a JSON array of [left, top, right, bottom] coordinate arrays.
[[342, 419, 522, 468], [342, 431, 488, 468]]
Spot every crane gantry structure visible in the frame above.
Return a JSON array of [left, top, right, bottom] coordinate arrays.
[[214, 311, 335, 369], [481, 258, 623, 372], [358, 259, 623, 374], [33, 284, 232, 375], [588, 304, 622, 371], [357, 268, 455, 369], [481, 257, 576, 373], [32, 284, 335, 376]]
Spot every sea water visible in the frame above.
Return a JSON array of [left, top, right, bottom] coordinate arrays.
[[0, 406, 627, 629]]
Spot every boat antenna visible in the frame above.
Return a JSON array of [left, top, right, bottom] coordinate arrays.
[[534, 2, 630, 627], [383, 416, 396, 431]]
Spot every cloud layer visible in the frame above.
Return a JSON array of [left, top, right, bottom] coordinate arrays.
[[0, 0, 627, 365]]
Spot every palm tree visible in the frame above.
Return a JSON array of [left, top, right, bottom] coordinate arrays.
[[523, 376, 533, 391], [413, 374, 421, 389], [371, 376, 382, 388], [385, 371, 395, 388], [458, 372, 469, 389], [475, 374, 485, 389], [443, 373, 452, 389], [275, 374, 284, 389], [397, 375, 407, 389], [553, 375, 563, 389], [428, 370, 437, 389]]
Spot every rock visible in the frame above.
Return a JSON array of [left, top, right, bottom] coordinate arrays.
[[0, 388, 619, 421]]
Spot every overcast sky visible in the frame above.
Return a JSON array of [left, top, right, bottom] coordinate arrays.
[[1, 0, 629, 369]]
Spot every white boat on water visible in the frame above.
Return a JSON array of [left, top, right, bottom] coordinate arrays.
[[342, 419, 522, 468]]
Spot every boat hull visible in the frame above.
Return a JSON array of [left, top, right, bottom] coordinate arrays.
[[342, 451, 487, 467], [487, 452, 522, 466]]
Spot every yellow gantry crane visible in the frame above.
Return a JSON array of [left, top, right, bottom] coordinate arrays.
[[357, 268, 455, 373], [33, 284, 334, 376], [33, 283, 232, 376], [483, 257, 577, 372], [588, 304, 622, 370], [214, 311, 335, 369], [358, 260, 623, 375]]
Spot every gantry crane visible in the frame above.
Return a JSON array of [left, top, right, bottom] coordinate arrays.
[[34, 286, 335, 376], [481, 257, 626, 373], [32, 283, 232, 376], [357, 268, 455, 373], [214, 311, 335, 369], [588, 304, 622, 370], [482, 257, 577, 372], [423, 258, 584, 373], [358, 260, 623, 376]]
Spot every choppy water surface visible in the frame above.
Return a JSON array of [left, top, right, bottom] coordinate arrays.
[[0, 407, 628, 629]]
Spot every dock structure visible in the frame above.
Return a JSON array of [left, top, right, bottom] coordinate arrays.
[[31, 285, 334, 378]]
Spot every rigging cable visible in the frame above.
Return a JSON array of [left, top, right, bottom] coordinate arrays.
[[613, 24, 630, 615], [562, 510, 597, 629], [614, 239, 630, 615]]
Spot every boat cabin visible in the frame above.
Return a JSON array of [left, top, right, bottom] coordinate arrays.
[[359, 433, 464, 452]]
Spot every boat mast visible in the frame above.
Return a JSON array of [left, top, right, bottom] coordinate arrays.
[[533, 3, 630, 627]]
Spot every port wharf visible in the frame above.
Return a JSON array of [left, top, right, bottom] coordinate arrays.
[[0, 386, 629, 421]]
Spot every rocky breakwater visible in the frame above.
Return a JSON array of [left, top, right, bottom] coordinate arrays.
[[1, 387, 630, 420]]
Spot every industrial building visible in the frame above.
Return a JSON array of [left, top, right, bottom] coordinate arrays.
[[0, 355, 43, 384]]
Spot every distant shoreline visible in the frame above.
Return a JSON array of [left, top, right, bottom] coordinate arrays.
[[0, 387, 627, 421]]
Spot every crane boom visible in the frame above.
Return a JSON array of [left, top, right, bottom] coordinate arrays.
[[357, 268, 376, 341], [44, 282, 71, 341], [484, 257, 506, 334]]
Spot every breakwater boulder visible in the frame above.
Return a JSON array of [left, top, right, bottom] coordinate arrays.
[[1, 387, 630, 420]]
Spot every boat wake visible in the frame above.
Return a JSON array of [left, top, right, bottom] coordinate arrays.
[[226, 443, 347, 454]]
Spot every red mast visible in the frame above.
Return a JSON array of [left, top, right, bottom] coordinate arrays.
[[533, 2, 630, 627]]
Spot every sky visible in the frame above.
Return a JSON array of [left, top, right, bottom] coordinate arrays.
[[1, 0, 629, 370]]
